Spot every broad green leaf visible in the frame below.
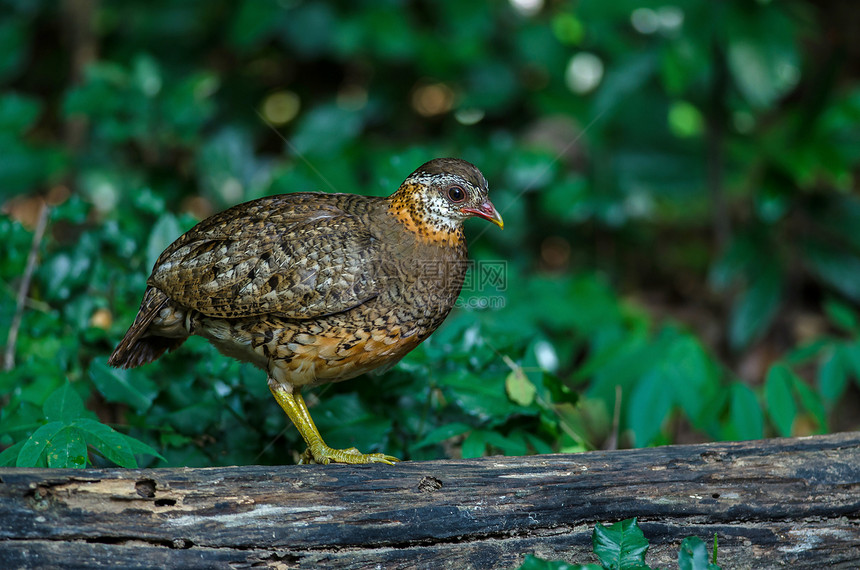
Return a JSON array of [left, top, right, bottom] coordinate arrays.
[[483, 430, 528, 456], [666, 335, 714, 422], [440, 370, 526, 425], [823, 298, 859, 332], [727, 382, 763, 440], [121, 433, 165, 463], [792, 377, 827, 433], [506, 368, 537, 406], [764, 365, 797, 437], [0, 92, 41, 133], [46, 426, 88, 468], [43, 382, 85, 423], [784, 339, 829, 365], [803, 241, 860, 302], [593, 517, 650, 570], [89, 358, 157, 414], [726, 6, 800, 109], [0, 440, 26, 467], [818, 346, 848, 405], [728, 270, 782, 351], [461, 430, 487, 459], [16, 421, 65, 467], [628, 369, 674, 447], [72, 418, 137, 468]]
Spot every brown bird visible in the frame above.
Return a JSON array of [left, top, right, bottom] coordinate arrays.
[[109, 158, 503, 465]]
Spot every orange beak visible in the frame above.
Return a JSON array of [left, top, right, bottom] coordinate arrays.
[[462, 199, 504, 229]]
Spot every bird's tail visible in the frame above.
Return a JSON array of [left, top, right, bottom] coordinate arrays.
[[108, 287, 186, 369]]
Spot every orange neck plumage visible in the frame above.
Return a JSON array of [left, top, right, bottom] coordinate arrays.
[[387, 182, 465, 247]]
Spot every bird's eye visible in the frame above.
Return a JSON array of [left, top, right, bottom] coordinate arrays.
[[447, 185, 466, 203]]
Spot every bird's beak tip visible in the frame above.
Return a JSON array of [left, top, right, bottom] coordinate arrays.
[[463, 201, 504, 230]]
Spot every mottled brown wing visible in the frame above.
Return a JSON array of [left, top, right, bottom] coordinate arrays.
[[147, 194, 380, 319]]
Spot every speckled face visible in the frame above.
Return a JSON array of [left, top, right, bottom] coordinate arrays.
[[405, 171, 486, 227], [390, 158, 503, 243]]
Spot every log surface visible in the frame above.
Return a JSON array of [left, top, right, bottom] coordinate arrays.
[[1, 432, 859, 569]]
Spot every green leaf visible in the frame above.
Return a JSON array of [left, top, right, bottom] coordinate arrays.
[[628, 369, 674, 447], [666, 335, 713, 422], [823, 298, 859, 332], [792, 377, 827, 433], [43, 382, 85, 423], [765, 364, 797, 437], [679, 536, 721, 570], [0, 441, 26, 467], [72, 418, 138, 468], [461, 430, 487, 459], [122, 432, 165, 463], [727, 382, 763, 440], [89, 358, 157, 414], [841, 340, 860, 389], [16, 421, 66, 467], [728, 270, 782, 351], [46, 426, 88, 468], [506, 368, 537, 406], [0, 92, 42, 133], [726, 7, 800, 109], [784, 339, 829, 365], [593, 517, 650, 570], [483, 430, 528, 456], [803, 241, 860, 302], [818, 346, 849, 405], [440, 370, 526, 425]]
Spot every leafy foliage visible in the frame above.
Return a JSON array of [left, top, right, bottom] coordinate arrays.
[[517, 518, 720, 570], [1, 0, 859, 467], [0, 383, 162, 468]]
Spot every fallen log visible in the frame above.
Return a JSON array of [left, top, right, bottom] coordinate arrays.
[[1, 432, 858, 569]]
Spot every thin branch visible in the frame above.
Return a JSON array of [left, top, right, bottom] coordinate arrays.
[[4, 200, 50, 371]]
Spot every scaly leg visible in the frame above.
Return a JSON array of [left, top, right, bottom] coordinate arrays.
[[267, 378, 399, 465]]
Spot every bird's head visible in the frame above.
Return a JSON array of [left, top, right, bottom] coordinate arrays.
[[389, 158, 503, 245]]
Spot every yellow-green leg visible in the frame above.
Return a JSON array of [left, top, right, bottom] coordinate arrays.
[[267, 379, 399, 465]]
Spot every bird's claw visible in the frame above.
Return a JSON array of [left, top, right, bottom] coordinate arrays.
[[299, 445, 400, 465]]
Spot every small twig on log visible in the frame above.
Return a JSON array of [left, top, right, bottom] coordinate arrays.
[[4, 199, 50, 371]]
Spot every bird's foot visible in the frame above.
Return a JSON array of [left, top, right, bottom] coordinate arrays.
[[298, 445, 400, 465]]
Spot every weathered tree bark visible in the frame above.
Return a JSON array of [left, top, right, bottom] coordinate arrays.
[[1, 432, 858, 569]]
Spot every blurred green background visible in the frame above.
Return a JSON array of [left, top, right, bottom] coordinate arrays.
[[2, 0, 860, 468]]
